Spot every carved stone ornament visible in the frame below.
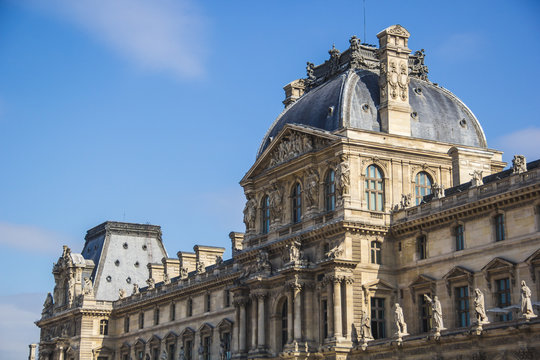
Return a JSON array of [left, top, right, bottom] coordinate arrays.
[[243, 194, 257, 231], [470, 170, 483, 187], [305, 62, 316, 90], [387, 24, 409, 37], [394, 303, 408, 337], [386, 60, 409, 101], [423, 294, 445, 332], [431, 183, 445, 199], [349, 35, 368, 70], [327, 44, 341, 77], [400, 194, 412, 209], [359, 310, 373, 342], [379, 61, 387, 99], [409, 49, 429, 81], [335, 154, 350, 198], [42, 292, 54, 316], [304, 168, 320, 208], [473, 288, 489, 325], [146, 277, 155, 290], [83, 277, 94, 296], [325, 240, 344, 260], [163, 273, 171, 285], [132, 283, 139, 295], [196, 261, 205, 274], [118, 288, 126, 299], [268, 182, 283, 222], [520, 280, 537, 319], [285, 240, 304, 264], [255, 249, 272, 274], [180, 267, 188, 279], [268, 132, 316, 168], [512, 155, 527, 174]]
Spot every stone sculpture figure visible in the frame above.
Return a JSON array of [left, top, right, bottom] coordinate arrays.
[[180, 267, 189, 279], [118, 288, 126, 299], [287, 241, 302, 263], [160, 350, 167, 360], [473, 288, 489, 325], [196, 261, 205, 274], [42, 293, 54, 315], [424, 294, 444, 331], [360, 310, 373, 341], [198, 341, 204, 360], [336, 155, 350, 197], [400, 193, 412, 209], [269, 183, 283, 221], [147, 277, 155, 290], [163, 273, 171, 285], [432, 183, 445, 199], [83, 277, 94, 296], [178, 346, 186, 360], [305, 169, 319, 208], [67, 275, 76, 305], [243, 194, 257, 231], [394, 303, 408, 336], [256, 249, 271, 273], [512, 155, 527, 174], [521, 280, 537, 319], [325, 241, 344, 260], [470, 170, 483, 187], [132, 283, 139, 294]]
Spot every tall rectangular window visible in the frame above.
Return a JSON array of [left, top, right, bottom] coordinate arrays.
[[99, 319, 108, 335], [419, 294, 432, 333], [205, 293, 211, 312], [495, 278, 512, 321], [154, 307, 160, 325], [224, 289, 230, 308], [170, 302, 176, 321], [203, 336, 211, 360], [222, 332, 231, 360], [185, 340, 193, 360], [322, 299, 328, 338], [455, 286, 470, 327], [187, 298, 193, 317], [167, 344, 175, 360], [139, 312, 144, 329], [371, 241, 381, 264], [124, 316, 129, 333], [418, 235, 427, 260], [495, 214, 505, 241], [371, 297, 386, 339], [455, 224, 464, 251]]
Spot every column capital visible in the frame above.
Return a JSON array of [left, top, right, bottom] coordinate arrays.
[[233, 295, 249, 307]]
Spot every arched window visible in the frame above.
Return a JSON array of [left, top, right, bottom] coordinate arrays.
[[291, 183, 302, 223], [281, 299, 288, 349], [365, 165, 384, 211], [415, 171, 433, 205], [261, 195, 270, 234], [325, 170, 336, 211], [370, 241, 381, 265]]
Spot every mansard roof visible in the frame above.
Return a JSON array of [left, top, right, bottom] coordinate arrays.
[[257, 38, 486, 158]]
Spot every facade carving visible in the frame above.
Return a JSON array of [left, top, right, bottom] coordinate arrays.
[[33, 24, 540, 360]]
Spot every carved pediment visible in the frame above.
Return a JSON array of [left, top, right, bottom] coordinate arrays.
[[363, 278, 395, 292], [198, 322, 214, 335], [525, 249, 540, 281], [217, 318, 233, 331], [443, 266, 474, 296], [409, 274, 437, 303], [120, 342, 131, 352], [164, 331, 178, 342], [241, 125, 338, 182], [482, 257, 516, 289], [148, 334, 161, 346], [181, 327, 195, 338], [134, 338, 146, 347]]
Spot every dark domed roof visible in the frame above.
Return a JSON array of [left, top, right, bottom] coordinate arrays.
[[257, 69, 487, 158]]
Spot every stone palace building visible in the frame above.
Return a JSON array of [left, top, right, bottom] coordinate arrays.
[[33, 25, 540, 360]]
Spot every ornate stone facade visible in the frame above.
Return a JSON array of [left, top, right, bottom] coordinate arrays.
[[33, 25, 540, 360]]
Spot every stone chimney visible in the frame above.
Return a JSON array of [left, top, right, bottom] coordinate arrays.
[[283, 79, 305, 107], [377, 24, 412, 137]]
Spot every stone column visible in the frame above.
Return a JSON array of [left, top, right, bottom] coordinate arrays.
[[293, 283, 303, 341], [250, 295, 257, 350], [344, 277, 354, 339], [287, 290, 293, 343], [28, 344, 37, 360], [234, 296, 248, 353], [304, 283, 314, 342], [257, 293, 266, 349], [333, 277, 342, 338], [326, 278, 334, 339], [58, 346, 64, 360]]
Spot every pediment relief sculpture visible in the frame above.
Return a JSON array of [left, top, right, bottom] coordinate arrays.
[[267, 131, 329, 168]]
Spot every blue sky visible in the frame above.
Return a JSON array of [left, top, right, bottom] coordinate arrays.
[[0, 0, 539, 358]]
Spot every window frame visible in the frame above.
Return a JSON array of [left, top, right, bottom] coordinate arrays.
[[325, 169, 336, 212], [495, 277, 512, 321], [455, 285, 470, 328], [414, 171, 433, 205], [370, 240, 382, 265], [494, 213, 505, 241], [261, 195, 270, 234], [455, 224, 465, 251], [419, 293, 432, 333], [371, 297, 386, 339], [365, 165, 384, 211], [291, 183, 302, 223], [99, 319, 109, 335], [417, 235, 427, 260]]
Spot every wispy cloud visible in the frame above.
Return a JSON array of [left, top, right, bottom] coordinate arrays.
[[20, 0, 208, 79], [0, 222, 75, 254], [492, 127, 540, 164], [436, 33, 484, 63], [0, 293, 43, 360]]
